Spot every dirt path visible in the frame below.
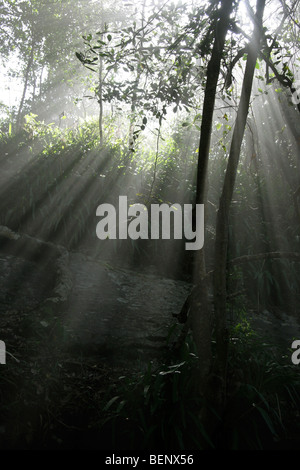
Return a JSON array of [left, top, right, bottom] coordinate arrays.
[[62, 252, 191, 365], [1, 231, 299, 368]]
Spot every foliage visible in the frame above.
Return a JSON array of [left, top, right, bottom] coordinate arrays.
[[0, 113, 198, 275], [96, 314, 300, 450], [0, 0, 130, 128], [222, 319, 300, 449], [1, 297, 300, 450], [75, 0, 214, 144], [100, 351, 215, 450]]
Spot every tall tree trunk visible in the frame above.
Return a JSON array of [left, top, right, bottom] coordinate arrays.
[[276, 95, 300, 226], [128, 73, 140, 152], [39, 65, 44, 102], [98, 51, 104, 146], [128, 0, 146, 152], [98, 0, 104, 145], [16, 37, 35, 131], [212, 0, 266, 402], [191, 0, 233, 387], [196, 0, 234, 206]]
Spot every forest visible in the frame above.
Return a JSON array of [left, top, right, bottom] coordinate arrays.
[[0, 0, 300, 452]]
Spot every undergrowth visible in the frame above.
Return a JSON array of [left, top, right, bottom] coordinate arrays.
[[1, 296, 300, 450], [98, 317, 300, 451]]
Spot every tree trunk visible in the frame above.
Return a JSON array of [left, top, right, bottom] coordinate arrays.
[[191, 0, 233, 387], [98, 51, 104, 146], [98, 0, 104, 146], [212, 0, 266, 403], [196, 0, 234, 206], [16, 37, 35, 131], [128, 0, 146, 152]]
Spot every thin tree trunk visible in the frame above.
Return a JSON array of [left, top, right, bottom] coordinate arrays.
[[39, 65, 44, 101], [276, 96, 300, 226], [16, 37, 35, 130], [196, 0, 234, 206], [98, 0, 104, 145], [128, 0, 146, 152], [213, 0, 266, 399], [128, 74, 140, 151], [191, 0, 233, 386], [99, 51, 104, 145]]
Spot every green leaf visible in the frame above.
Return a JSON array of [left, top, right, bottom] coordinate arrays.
[[255, 405, 278, 436], [76, 51, 85, 62], [103, 396, 120, 411], [174, 426, 184, 449], [144, 384, 150, 398]]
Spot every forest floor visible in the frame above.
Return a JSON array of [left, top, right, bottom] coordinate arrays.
[[0, 248, 191, 449], [1, 244, 300, 450]]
